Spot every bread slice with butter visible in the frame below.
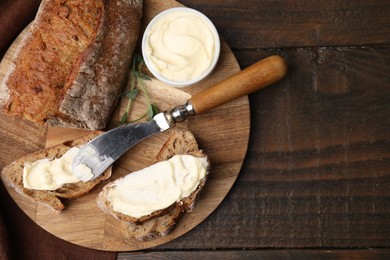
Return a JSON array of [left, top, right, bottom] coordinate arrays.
[[1, 131, 112, 213], [97, 130, 210, 241]]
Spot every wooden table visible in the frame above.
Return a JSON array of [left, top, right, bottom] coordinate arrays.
[[0, 0, 389, 259], [117, 0, 390, 258]]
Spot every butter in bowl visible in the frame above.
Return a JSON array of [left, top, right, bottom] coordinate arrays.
[[142, 7, 220, 87]]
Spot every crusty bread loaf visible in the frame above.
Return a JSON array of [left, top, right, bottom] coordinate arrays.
[[97, 130, 210, 241], [1, 131, 112, 213], [0, 0, 143, 130]]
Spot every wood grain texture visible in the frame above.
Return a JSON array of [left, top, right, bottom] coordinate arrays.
[[0, 0, 389, 258], [0, 0, 250, 252], [0, 115, 46, 167], [139, 47, 389, 250], [141, 0, 388, 251], [118, 249, 390, 260], [178, 0, 390, 49]]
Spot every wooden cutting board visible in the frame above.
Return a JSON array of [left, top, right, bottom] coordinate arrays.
[[0, 0, 250, 251]]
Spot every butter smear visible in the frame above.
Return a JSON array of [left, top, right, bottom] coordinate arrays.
[[107, 154, 208, 218], [23, 147, 94, 190]]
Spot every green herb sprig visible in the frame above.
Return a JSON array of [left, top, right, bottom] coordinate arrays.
[[120, 54, 159, 124]]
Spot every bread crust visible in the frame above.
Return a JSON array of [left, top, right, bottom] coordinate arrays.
[[0, 131, 112, 213], [97, 130, 210, 240], [0, 0, 143, 130]]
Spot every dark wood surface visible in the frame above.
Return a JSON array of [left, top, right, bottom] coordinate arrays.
[[0, 0, 389, 259], [120, 0, 390, 258]]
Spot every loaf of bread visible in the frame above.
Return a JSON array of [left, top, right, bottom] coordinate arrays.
[[1, 131, 112, 213], [97, 130, 210, 241], [0, 0, 143, 129]]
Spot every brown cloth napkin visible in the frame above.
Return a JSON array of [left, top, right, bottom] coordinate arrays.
[[0, 0, 40, 57], [0, 1, 117, 259]]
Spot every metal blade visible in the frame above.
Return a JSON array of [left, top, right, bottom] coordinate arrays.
[[72, 112, 173, 181]]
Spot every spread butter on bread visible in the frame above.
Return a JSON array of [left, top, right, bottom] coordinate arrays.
[[0, 0, 143, 129], [1, 131, 112, 213], [97, 130, 210, 241]]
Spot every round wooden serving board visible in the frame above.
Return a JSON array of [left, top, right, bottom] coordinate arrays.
[[0, 0, 250, 251]]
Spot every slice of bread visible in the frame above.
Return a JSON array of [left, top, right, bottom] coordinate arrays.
[[1, 131, 112, 213], [97, 130, 210, 241]]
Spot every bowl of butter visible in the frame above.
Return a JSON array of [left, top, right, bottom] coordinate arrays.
[[142, 7, 220, 87]]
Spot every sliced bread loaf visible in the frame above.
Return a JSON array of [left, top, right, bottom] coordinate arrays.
[[97, 130, 210, 241], [1, 131, 112, 213], [0, 0, 143, 129]]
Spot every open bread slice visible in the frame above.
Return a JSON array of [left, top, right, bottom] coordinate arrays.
[[97, 130, 210, 241], [1, 131, 112, 213]]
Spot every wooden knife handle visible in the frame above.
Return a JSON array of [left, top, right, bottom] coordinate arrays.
[[189, 55, 288, 114]]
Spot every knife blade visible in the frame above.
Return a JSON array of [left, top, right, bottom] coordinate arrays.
[[72, 55, 288, 181], [72, 113, 173, 181]]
